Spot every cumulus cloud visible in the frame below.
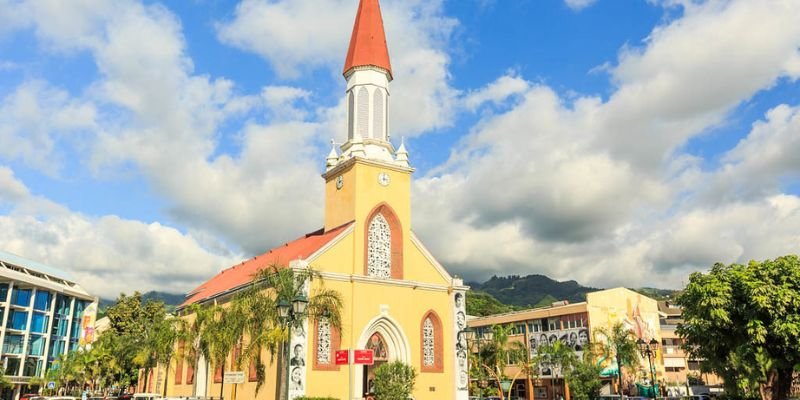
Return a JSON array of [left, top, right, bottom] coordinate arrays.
[[217, 0, 460, 137], [412, 0, 800, 289], [0, 81, 98, 175], [0, 167, 239, 298], [463, 73, 530, 111]]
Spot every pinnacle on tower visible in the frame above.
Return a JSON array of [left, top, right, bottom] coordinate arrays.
[[343, 0, 393, 80]]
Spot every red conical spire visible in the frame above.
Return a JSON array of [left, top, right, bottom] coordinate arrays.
[[343, 0, 393, 80]]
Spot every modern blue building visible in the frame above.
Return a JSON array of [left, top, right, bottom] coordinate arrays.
[[0, 250, 97, 400]]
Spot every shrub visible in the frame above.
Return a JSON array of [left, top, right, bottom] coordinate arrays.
[[373, 361, 417, 400]]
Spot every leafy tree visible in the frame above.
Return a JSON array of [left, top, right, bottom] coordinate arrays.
[[566, 356, 604, 400], [677, 255, 800, 400], [203, 305, 245, 400], [373, 361, 417, 400], [593, 322, 640, 395]]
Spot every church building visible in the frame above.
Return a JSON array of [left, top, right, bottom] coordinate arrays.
[[168, 0, 468, 399]]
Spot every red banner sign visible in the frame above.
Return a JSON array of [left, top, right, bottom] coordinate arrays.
[[354, 349, 374, 365], [335, 350, 349, 365]]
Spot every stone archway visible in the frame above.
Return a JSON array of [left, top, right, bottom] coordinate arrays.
[[355, 314, 411, 398]]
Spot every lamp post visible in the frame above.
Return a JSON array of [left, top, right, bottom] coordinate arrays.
[[637, 338, 659, 399], [277, 294, 308, 400], [460, 327, 494, 400]]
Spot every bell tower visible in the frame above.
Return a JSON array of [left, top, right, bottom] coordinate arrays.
[[323, 0, 412, 234]]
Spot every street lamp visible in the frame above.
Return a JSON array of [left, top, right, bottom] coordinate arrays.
[[460, 327, 494, 400], [637, 338, 660, 399], [278, 295, 309, 400]]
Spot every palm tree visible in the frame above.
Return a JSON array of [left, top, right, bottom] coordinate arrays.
[[478, 324, 527, 400], [537, 340, 578, 400], [182, 303, 215, 397], [233, 265, 343, 400], [204, 305, 245, 400], [593, 322, 640, 396]]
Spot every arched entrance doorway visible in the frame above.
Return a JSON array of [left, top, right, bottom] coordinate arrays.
[[356, 315, 410, 399]]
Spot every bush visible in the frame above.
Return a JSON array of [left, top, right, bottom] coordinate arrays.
[[373, 361, 417, 400]]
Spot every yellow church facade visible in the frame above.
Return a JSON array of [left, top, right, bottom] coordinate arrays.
[[165, 0, 469, 399]]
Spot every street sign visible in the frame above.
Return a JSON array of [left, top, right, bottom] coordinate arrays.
[[47, 381, 55, 389], [223, 371, 245, 384], [354, 349, 374, 365], [335, 350, 350, 365]]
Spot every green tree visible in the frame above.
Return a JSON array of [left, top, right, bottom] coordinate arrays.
[[537, 340, 578, 400], [232, 265, 343, 399], [477, 325, 527, 400], [373, 361, 417, 400], [565, 356, 604, 400], [677, 255, 800, 400], [182, 303, 215, 397], [593, 322, 640, 395], [203, 305, 245, 400]]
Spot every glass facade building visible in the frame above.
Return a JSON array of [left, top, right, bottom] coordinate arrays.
[[0, 250, 96, 399]]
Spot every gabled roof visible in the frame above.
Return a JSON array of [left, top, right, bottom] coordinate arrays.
[[343, 0, 393, 79], [181, 222, 353, 307]]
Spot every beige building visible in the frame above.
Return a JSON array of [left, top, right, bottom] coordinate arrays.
[[467, 288, 664, 400], [658, 300, 723, 395]]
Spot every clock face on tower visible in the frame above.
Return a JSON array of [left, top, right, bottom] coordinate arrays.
[[378, 172, 391, 187]]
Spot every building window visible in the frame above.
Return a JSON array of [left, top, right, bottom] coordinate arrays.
[[3, 334, 24, 354], [214, 365, 223, 383], [373, 90, 384, 140], [28, 335, 45, 356], [33, 291, 50, 311], [528, 321, 541, 333], [357, 87, 369, 137], [422, 318, 434, 366], [6, 357, 20, 375], [317, 317, 331, 364], [8, 310, 28, 331], [420, 311, 443, 373], [11, 288, 31, 307], [548, 318, 559, 331], [55, 295, 70, 316], [367, 214, 391, 278], [31, 313, 48, 334], [0, 283, 9, 302]]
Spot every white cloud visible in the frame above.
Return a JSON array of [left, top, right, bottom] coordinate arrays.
[[411, 0, 800, 289], [463, 73, 530, 111], [0, 167, 239, 298], [217, 0, 460, 137], [0, 80, 98, 175], [564, 0, 597, 11]]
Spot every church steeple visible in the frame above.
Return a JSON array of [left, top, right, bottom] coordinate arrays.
[[343, 0, 393, 80], [327, 0, 407, 169]]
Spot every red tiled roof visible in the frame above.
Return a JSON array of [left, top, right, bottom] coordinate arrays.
[[181, 222, 353, 307], [343, 0, 393, 79]]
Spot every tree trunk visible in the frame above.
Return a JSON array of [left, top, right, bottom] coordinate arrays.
[[220, 358, 226, 400], [761, 368, 794, 400], [162, 362, 170, 397]]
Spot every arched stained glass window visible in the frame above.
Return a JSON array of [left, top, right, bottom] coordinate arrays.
[[423, 317, 435, 366], [317, 317, 331, 364], [367, 214, 391, 278]]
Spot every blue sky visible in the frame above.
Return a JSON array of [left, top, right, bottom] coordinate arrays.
[[1, 0, 799, 298]]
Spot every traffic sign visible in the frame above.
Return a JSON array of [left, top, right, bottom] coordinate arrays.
[[223, 371, 245, 384], [335, 350, 350, 365], [354, 349, 374, 365], [47, 381, 55, 389]]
